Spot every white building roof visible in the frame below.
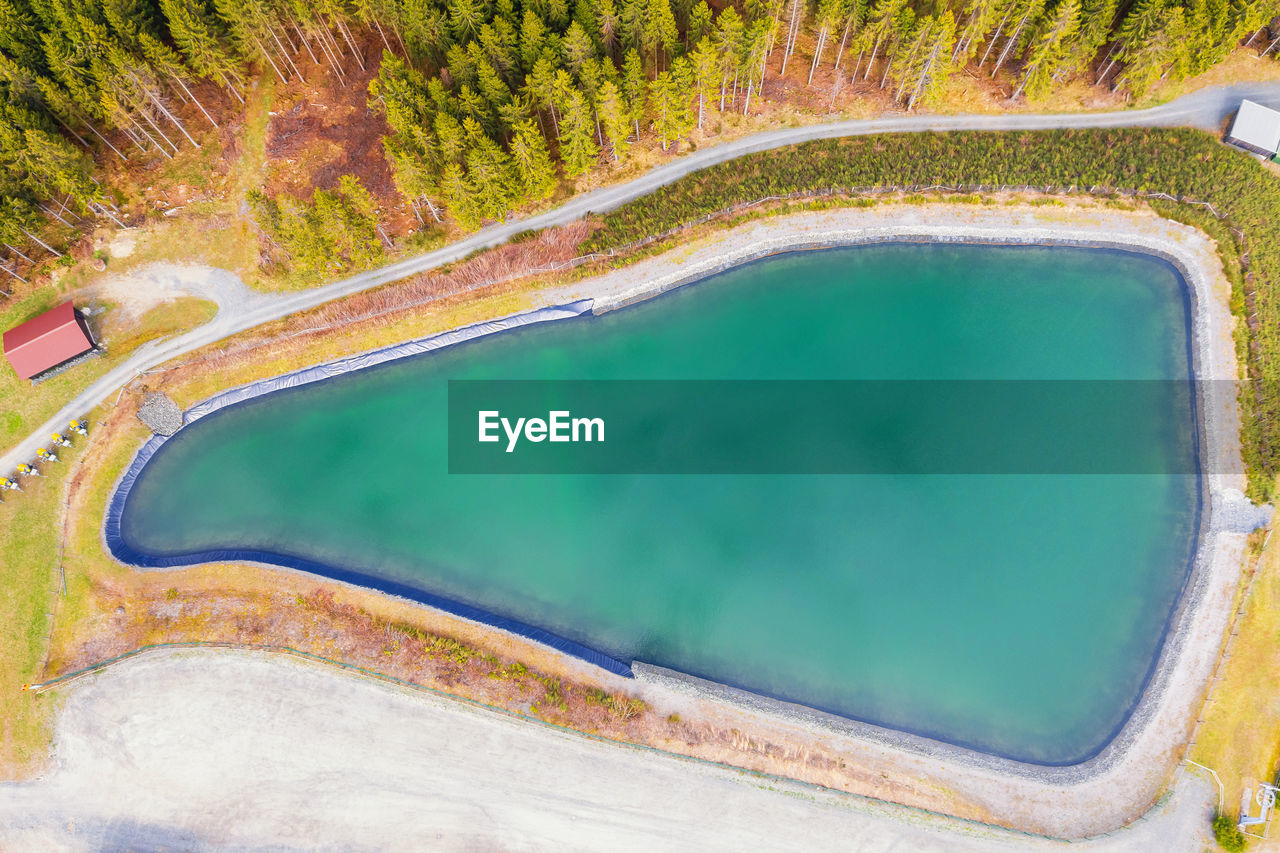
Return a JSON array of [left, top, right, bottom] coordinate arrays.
[[1228, 99, 1280, 155]]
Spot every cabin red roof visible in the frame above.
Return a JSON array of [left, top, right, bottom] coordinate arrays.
[[3, 301, 96, 380]]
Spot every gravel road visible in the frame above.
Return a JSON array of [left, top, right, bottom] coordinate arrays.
[[4, 80, 1280, 475], [0, 648, 1218, 852]]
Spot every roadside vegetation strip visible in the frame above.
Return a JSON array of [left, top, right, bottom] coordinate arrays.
[[584, 126, 1280, 497]]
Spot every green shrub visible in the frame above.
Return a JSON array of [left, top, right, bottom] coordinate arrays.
[[1213, 813, 1248, 852], [537, 676, 567, 711]]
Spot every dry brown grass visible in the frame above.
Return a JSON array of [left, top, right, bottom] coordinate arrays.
[[144, 219, 595, 396], [312, 219, 595, 327], [1191, 530, 1280, 816]]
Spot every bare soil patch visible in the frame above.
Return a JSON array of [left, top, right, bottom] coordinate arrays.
[[263, 39, 415, 236]]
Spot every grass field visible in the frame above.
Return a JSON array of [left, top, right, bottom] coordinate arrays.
[[1191, 531, 1280, 823], [0, 438, 83, 777]]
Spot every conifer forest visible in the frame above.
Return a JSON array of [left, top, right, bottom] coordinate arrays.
[[0, 0, 1276, 247]]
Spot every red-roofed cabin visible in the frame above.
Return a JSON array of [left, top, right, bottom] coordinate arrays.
[[3, 301, 97, 381]]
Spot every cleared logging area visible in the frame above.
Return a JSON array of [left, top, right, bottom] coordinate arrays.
[[584, 127, 1280, 497]]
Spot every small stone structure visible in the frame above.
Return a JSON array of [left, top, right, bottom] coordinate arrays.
[[1214, 488, 1274, 534], [137, 392, 183, 436]]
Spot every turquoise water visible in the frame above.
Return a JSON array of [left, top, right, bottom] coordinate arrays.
[[117, 245, 1201, 764]]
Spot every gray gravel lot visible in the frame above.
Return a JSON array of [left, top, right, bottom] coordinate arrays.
[[0, 648, 1218, 852]]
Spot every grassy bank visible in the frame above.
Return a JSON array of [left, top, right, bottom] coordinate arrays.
[[1191, 530, 1280, 821], [583, 127, 1280, 497], [0, 436, 85, 776]]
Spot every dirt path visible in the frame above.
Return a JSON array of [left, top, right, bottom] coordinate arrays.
[[3, 80, 1279, 476], [0, 647, 1218, 852]]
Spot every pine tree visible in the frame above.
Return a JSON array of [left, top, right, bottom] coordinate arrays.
[[450, 0, 485, 42], [1012, 0, 1081, 100], [562, 20, 596, 72], [808, 0, 844, 84], [860, 0, 908, 81], [621, 48, 648, 138], [1116, 6, 1187, 97], [689, 0, 714, 44], [159, 0, 244, 101], [714, 6, 745, 107], [557, 86, 599, 177], [526, 57, 562, 132], [1059, 0, 1117, 80], [648, 55, 694, 147], [597, 77, 631, 158], [519, 8, 550, 70], [831, 0, 866, 74], [889, 12, 956, 109], [953, 0, 1010, 65], [690, 35, 718, 129], [1101, 0, 1166, 84], [462, 118, 519, 221], [509, 117, 559, 199], [739, 19, 770, 112], [644, 0, 680, 70], [440, 162, 482, 228], [597, 0, 620, 55], [988, 0, 1046, 76]]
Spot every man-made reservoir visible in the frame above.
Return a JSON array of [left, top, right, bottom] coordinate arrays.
[[113, 244, 1201, 766]]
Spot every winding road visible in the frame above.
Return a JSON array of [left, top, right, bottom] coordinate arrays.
[[5, 79, 1280, 475]]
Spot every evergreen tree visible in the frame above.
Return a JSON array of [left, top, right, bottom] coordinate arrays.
[[714, 6, 744, 107], [644, 0, 680, 70], [1013, 0, 1081, 100], [440, 161, 482, 228], [597, 0, 620, 55], [159, 0, 244, 100], [690, 35, 718, 129], [620, 48, 648, 137], [890, 12, 956, 109], [558, 86, 599, 176], [649, 54, 694, 147], [597, 77, 631, 158], [509, 117, 559, 199], [1060, 0, 1118, 79]]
